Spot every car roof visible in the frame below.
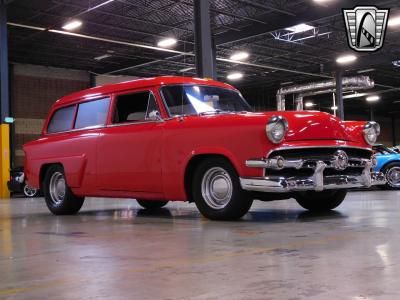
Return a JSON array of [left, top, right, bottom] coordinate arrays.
[[54, 76, 236, 107]]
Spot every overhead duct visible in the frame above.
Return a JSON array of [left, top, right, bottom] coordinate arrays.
[[276, 76, 374, 111]]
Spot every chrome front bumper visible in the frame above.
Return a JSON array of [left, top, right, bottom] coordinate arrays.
[[241, 159, 386, 193]]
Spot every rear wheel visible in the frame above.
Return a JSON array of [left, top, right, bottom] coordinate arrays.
[[192, 158, 252, 220], [43, 165, 85, 215], [382, 163, 400, 190], [137, 200, 168, 209], [295, 190, 346, 212]]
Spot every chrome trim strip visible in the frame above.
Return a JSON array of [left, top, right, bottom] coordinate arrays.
[[246, 157, 371, 170], [240, 171, 386, 193], [266, 145, 372, 158]]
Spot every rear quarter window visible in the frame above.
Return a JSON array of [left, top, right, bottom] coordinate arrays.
[[47, 105, 75, 133], [74, 97, 110, 129]]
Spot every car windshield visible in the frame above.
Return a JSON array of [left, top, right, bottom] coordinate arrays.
[[161, 85, 252, 116]]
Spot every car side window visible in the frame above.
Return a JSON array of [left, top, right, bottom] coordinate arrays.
[[113, 91, 160, 123], [47, 105, 75, 133], [74, 97, 110, 129]]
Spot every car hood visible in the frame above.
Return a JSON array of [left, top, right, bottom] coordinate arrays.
[[275, 111, 352, 142], [194, 111, 357, 142]]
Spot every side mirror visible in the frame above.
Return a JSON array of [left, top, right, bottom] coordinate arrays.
[[148, 110, 162, 121]]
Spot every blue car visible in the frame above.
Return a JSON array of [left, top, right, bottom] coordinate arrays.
[[373, 144, 400, 189]]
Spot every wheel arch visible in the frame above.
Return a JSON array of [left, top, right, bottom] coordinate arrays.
[[184, 153, 238, 203], [39, 162, 63, 190], [381, 160, 400, 171]]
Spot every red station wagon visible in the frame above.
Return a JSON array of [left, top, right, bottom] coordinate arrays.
[[24, 76, 386, 220]]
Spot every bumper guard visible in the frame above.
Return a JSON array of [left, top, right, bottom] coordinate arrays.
[[241, 158, 386, 193]]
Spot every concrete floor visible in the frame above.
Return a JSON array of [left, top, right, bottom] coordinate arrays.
[[1, 191, 400, 300]]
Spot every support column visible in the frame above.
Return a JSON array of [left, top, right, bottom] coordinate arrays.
[[0, 1, 10, 198], [370, 106, 374, 121], [193, 0, 216, 79], [392, 116, 396, 146], [335, 69, 344, 120]]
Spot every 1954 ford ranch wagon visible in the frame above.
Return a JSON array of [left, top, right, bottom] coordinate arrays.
[[23, 76, 386, 220]]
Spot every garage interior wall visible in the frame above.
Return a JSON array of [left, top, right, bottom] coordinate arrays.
[[11, 64, 90, 167], [11, 65, 142, 167]]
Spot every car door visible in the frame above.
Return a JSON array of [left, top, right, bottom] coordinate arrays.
[[97, 89, 164, 193]]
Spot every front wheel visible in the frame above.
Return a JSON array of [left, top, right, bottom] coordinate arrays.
[[295, 190, 346, 212], [43, 165, 85, 215], [192, 158, 253, 220], [23, 184, 38, 198], [137, 200, 168, 209], [382, 163, 400, 190]]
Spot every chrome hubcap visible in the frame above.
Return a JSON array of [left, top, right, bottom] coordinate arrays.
[[23, 185, 37, 197], [387, 167, 400, 187], [201, 167, 233, 209], [49, 172, 66, 205]]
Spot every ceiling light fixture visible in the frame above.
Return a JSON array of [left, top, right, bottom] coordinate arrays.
[[336, 54, 357, 64], [305, 102, 315, 108], [392, 60, 400, 67], [357, 68, 375, 74], [388, 16, 400, 27], [230, 51, 249, 61], [157, 38, 177, 48], [62, 20, 82, 31], [227, 72, 243, 80], [179, 67, 195, 72], [285, 23, 315, 33], [94, 54, 112, 61], [366, 95, 380, 102], [343, 92, 368, 99]]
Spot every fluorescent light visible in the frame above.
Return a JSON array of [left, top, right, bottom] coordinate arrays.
[[286, 23, 315, 33], [62, 20, 82, 31], [357, 68, 375, 74], [343, 92, 367, 99], [313, 0, 333, 2], [157, 38, 177, 48], [331, 106, 338, 110], [94, 54, 112, 61], [388, 16, 400, 27], [230, 52, 249, 61], [227, 72, 243, 80], [305, 102, 315, 108], [179, 67, 194, 72], [366, 95, 380, 102], [336, 54, 357, 64]]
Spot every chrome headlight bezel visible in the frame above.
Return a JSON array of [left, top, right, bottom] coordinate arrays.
[[363, 121, 380, 145], [266, 116, 288, 144]]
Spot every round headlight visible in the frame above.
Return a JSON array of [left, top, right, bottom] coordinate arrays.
[[266, 116, 288, 144], [363, 121, 380, 145]]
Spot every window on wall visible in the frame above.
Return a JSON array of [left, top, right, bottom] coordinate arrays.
[[74, 97, 110, 129], [113, 91, 160, 123], [47, 105, 75, 133]]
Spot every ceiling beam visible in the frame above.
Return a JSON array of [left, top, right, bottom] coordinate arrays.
[[215, 0, 372, 46]]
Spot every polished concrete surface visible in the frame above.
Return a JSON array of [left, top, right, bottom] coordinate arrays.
[[1, 191, 400, 299]]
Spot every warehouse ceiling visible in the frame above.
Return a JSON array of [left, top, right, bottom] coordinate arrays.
[[5, 0, 400, 116]]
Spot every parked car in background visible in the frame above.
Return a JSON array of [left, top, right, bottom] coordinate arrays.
[[23, 76, 385, 220], [373, 144, 400, 190], [7, 166, 39, 197]]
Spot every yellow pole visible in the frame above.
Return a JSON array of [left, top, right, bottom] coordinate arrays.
[[0, 123, 10, 198]]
